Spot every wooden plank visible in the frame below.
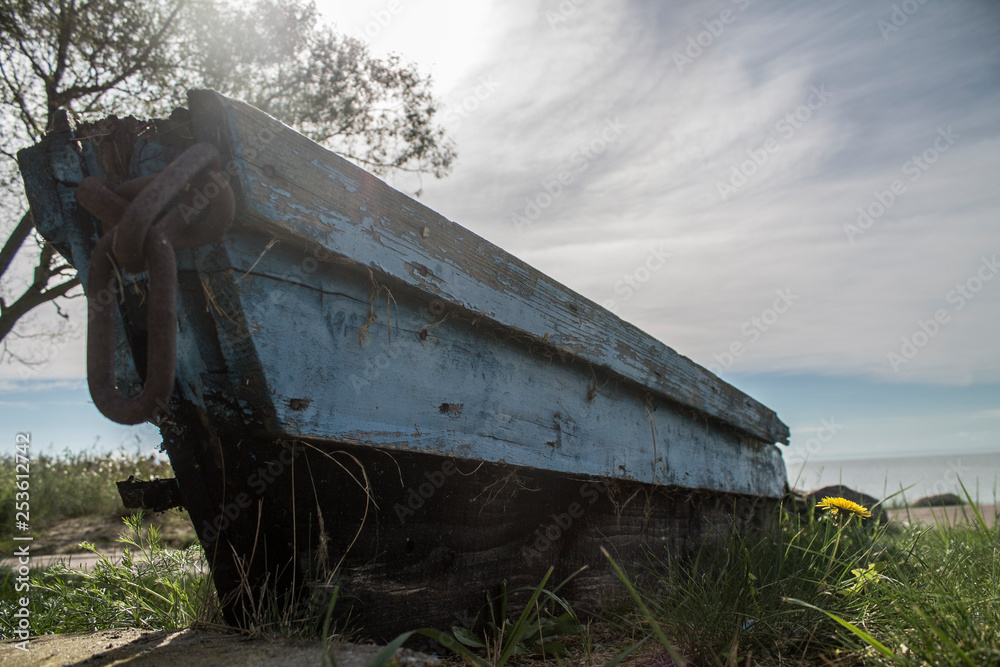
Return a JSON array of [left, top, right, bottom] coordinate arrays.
[[205, 230, 787, 497], [188, 89, 789, 445]]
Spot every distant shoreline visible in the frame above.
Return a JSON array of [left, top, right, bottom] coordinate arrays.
[[788, 451, 1000, 500], [787, 450, 1000, 464]]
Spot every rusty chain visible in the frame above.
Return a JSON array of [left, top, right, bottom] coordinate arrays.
[[75, 143, 235, 425]]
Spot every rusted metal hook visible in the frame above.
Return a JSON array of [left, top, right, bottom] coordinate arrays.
[[76, 143, 234, 425], [86, 228, 177, 425]]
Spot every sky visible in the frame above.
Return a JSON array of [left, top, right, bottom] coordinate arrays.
[[1, 0, 998, 494]]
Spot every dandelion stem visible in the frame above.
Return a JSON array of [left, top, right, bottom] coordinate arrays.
[[823, 514, 853, 582]]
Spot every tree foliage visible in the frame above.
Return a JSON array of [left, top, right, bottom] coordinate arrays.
[[0, 0, 455, 368], [188, 0, 453, 177]]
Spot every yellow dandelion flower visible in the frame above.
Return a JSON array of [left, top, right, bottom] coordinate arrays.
[[816, 496, 872, 519]]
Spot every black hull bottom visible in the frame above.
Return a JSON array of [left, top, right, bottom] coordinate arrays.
[[162, 407, 776, 642]]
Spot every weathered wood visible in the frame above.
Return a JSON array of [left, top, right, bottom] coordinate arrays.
[[174, 434, 777, 642], [18, 91, 792, 641], [187, 90, 789, 446], [193, 229, 787, 496], [116, 476, 183, 512]]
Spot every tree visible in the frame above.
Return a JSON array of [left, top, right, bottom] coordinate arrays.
[[0, 0, 455, 368]]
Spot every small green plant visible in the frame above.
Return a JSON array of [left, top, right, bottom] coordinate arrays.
[[0, 512, 213, 637], [230, 569, 348, 642], [451, 576, 583, 660], [601, 546, 687, 665], [370, 566, 585, 667]]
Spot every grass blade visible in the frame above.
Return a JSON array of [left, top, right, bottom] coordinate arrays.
[[367, 630, 419, 667], [911, 605, 977, 667], [368, 628, 493, 667], [784, 597, 899, 661], [957, 479, 989, 533], [320, 586, 340, 667], [601, 547, 687, 666], [603, 635, 651, 667], [497, 566, 553, 665]]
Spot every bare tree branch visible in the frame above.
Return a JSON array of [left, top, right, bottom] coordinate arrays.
[[0, 211, 34, 278], [0, 0, 455, 366], [0, 269, 81, 341]]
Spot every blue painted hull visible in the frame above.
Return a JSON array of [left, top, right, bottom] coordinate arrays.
[[18, 91, 790, 638]]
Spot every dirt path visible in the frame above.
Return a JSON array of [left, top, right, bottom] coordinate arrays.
[[0, 514, 199, 573], [0, 550, 127, 573], [0, 628, 437, 666]]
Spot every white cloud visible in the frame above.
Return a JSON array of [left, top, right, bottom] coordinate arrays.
[[0, 297, 87, 381], [400, 0, 1000, 387]]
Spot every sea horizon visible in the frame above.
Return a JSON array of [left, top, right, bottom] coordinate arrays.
[[787, 450, 1000, 504], [17, 430, 998, 507]]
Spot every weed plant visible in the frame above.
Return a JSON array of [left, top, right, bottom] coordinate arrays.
[[0, 512, 212, 637], [369, 566, 586, 667]]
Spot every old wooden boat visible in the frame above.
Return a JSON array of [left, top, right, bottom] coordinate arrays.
[[19, 90, 790, 640]]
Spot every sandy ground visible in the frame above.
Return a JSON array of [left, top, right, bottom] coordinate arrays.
[[0, 514, 199, 573], [0, 550, 127, 572], [9, 513, 197, 556], [885, 502, 998, 528], [0, 516, 442, 666], [0, 627, 438, 667]]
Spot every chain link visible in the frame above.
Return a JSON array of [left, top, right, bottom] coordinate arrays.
[[76, 143, 235, 425]]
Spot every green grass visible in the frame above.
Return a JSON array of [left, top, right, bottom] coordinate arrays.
[[604, 497, 1000, 666], [369, 566, 587, 667], [0, 446, 177, 545], [0, 512, 213, 636], [1, 448, 998, 665]]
